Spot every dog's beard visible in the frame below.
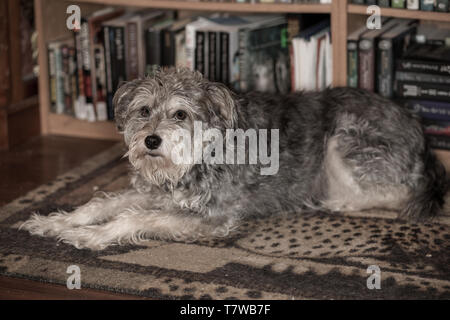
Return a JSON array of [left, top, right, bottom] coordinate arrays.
[[126, 130, 192, 187]]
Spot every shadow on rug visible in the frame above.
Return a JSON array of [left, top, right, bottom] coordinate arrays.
[[0, 143, 449, 299]]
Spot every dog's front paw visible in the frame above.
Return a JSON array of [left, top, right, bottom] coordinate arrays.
[[20, 212, 71, 237], [57, 227, 112, 251]]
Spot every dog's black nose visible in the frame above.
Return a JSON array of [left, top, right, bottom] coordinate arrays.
[[145, 135, 162, 150]]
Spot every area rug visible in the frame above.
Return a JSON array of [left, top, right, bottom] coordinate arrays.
[[0, 143, 449, 299]]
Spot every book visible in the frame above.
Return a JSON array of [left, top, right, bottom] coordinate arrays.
[[126, 11, 164, 79], [377, 23, 416, 98], [241, 20, 290, 93], [79, 19, 96, 122], [436, 0, 449, 11], [392, 0, 406, 8], [47, 44, 57, 113], [396, 81, 450, 101], [208, 31, 218, 81], [145, 18, 174, 75], [395, 71, 450, 84], [195, 31, 206, 76], [378, 0, 391, 7], [293, 20, 331, 91], [358, 18, 409, 92], [422, 118, 450, 136], [407, 0, 420, 9], [427, 134, 450, 150], [404, 100, 450, 122], [396, 59, 450, 76], [166, 17, 193, 69], [347, 25, 370, 88], [420, 0, 435, 10]]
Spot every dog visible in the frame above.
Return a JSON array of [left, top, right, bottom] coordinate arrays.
[[21, 67, 447, 250]]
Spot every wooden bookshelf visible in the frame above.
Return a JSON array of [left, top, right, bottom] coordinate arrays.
[[34, 0, 450, 168]]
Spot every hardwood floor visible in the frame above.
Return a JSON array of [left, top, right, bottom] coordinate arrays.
[[0, 135, 146, 299]]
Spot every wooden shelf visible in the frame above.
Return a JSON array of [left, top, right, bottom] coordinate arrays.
[[348, 4, 450, 22], [48, 114, 121, 141], [76, 0, 332, 14]]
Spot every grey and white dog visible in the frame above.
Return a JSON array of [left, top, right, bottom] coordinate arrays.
[[21, 68, 446, 250]]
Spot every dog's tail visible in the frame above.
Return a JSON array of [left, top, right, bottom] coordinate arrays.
[[401, 143, 447, 221]]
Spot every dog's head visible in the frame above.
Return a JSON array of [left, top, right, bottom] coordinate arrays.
[[113, 67, 237, 186]]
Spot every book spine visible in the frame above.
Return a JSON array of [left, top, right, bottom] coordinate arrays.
[[347, 40, 358, 88], [146, 28, 161, 75], [378, 0, 391, 7], [208, 31, 217, 82], [54, 44, 65, 114], [61, 44, 73, 116], [112, 26, 127, 96], [436, 0, 449, 11], [427, 134, 450, 151], [94, 45, 107, 121], [407, 0, 420, 9], [358, 39, 375, 91], [404, 100, 450, 122], [48, 46, 57, 113], [74, 30, 86, 120], [162, 28, 173, 67], [103, 26, 114, 120], [395, 71, 450, 84], [396, 81, 450, 101], [378, 38, 394, 98], [169, 29, 177, 67], [195, 31, 205, 76], [392, 0, 406, 8], [422, 119, 450, 136], [366, 0, 377, 4], [420, 0, 435, 10], [80, 19, 95, 121], [126, 22, 139, 80], [239, 29, 247, 92], [396, 59, 450, 76], [185, 24, 196, 71], [69, 47, 78, 118], [220, 32, 230, 86], [351, 0, 365, 3]]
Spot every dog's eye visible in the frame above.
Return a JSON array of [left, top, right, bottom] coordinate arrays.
[[140, 106, 150, 117], [174, 110, 187, 121]]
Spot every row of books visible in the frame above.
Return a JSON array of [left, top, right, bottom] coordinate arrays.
[[347, 16, 450, 149], [351, 0, 450, 11], [47, 8, 333, 122], [399, 43, 450, 150]]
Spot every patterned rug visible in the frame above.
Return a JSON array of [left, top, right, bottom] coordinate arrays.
[[0, 143, 449, 299]]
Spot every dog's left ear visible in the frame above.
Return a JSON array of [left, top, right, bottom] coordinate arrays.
[[113, 79, 144, 132], [205, 82, 237, 129]]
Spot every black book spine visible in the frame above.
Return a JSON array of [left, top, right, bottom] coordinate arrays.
[[162, 28, 173, 67], [80, 18, 93, 105], [220, 32, 229, 85], [396, 59, 450, 76], [195, 31, 205, 76], [146, 28, 161, 75], [103, 26, 113, 120], [113, 26, 126, 92], [396, 81, 450, 102], [208, 31, 217, 82]]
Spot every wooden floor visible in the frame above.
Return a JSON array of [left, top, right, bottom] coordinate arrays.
[[0, 135, 146, 299]]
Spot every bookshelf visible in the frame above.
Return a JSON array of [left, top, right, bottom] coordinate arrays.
[[35, 0, 450, 172]]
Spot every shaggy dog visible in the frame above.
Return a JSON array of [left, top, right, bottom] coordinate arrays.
[[21, 68, 446, 250]]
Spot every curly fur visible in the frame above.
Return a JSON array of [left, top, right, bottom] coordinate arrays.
[[21, 67, 447, 250]]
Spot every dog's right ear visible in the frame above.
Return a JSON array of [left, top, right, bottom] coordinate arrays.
[[113, 79, 143, 132]]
